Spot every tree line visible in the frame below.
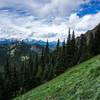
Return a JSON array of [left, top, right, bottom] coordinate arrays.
[[0, 27, 100, 100]]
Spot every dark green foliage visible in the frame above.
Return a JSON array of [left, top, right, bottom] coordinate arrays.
[[10, 65, 19, 97], [66, 30, 77, 66], [3, 58, 12, 100], [56, 39, 60, 53], [44, 40, 49, 64], [28, 55, 34, 78], [87, 32, 94, 57], [92, 26, 100, 55], [0, 73, 5, 100], [71, 30, 78, 65], [78, 34, 89, 63], [65, 28, 72, 67]]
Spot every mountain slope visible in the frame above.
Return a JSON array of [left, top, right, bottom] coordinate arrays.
[[14, 55, 100, 100]]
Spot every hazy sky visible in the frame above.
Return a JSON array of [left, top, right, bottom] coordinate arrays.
[[0, 0, 100, 41]]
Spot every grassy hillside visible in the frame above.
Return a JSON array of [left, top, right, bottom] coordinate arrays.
[[14, 55, 100, 100]]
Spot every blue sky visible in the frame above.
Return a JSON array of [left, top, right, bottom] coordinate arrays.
[[0, 0, 100, 41], [78, 0, 100, 16]]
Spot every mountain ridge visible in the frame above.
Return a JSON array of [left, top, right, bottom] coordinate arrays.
[[0, 38, 59, 48]]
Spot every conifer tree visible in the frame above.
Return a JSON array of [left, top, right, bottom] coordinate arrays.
[[59, 39, 66, 72], [88, 32, 94, 57], [78, 34, 88, 63], [45, 40, 49, 55], [40, 48, 45, 68], [33, 54, 39, 76], [4, 57, 12, 100], [4, 57, 11, 79], [44, 40, 49, 64], [55, 39, 62, 75], [23, 59, 29, 91], [71, 30, 77, 65], [40, 48, 45, 78], [65, 28, 72, 67], [28, 55, 34, 79], [67, 28, 71, 44], [56, 39, 60, 53], [62, 39, 66, 52], [11, 65, 19, 97], [0, 73, 5, 100], [61, 39, 66, 63]]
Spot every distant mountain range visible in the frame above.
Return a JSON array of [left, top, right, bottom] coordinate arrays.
[[0, 38, 60, 48]]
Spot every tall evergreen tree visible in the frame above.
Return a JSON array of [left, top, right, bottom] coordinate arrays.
[[4, 57, 11, 79], [67, 28, 71, 44], [71, 30, 77, 65], [62, 39, 66, 52], [23, 58, 29, 91], [33, 54, 39, 76], [45, 40, 49, 55], [44, 40, 49, 64], [65, 28, 72, 67], [4, 57, 12, 100], [88, 32, 94, 57], [11, 65, 19, 97], [40, 48, 45, 68], [59, 39, 66, 72], [40, 48, 45, 79], [0, 73, 5, 100], [28, 55, 34, 79], [78, 34, 88, 63], [56, 39, 60, 53]]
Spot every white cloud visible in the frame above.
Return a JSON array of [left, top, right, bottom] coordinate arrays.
[[75, 12, 100, 31], [0, 0, 100, 41], [0, 11, 100, 41], [0, 0, 90, 17], [32, 0, 90, 17]]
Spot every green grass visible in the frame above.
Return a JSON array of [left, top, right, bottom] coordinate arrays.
[[14, 55, 100, 100]]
